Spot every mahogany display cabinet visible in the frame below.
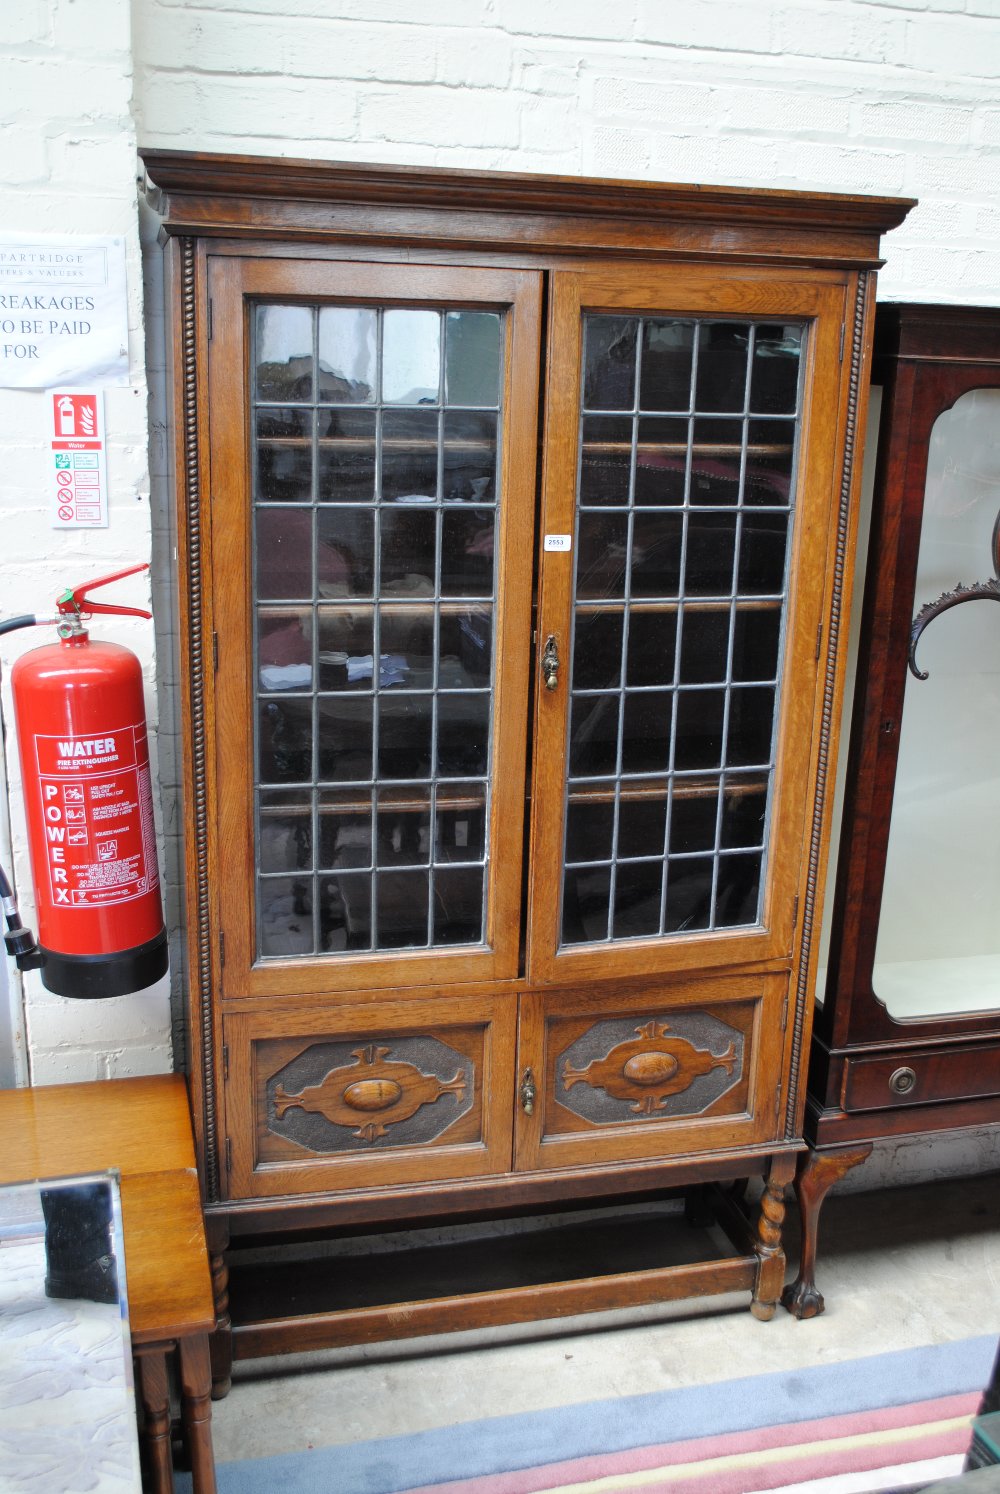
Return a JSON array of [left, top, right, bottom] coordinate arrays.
[[141, 149, 911, 1371], [784, 302, 1000, 1319]]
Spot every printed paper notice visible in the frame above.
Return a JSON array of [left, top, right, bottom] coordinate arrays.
[[51, 390, 109, 529], [0, 234, 128, 388]]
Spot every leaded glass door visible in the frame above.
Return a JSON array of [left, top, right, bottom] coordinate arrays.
[[527, 267, 848, 984], [208, 256, 542, 997]]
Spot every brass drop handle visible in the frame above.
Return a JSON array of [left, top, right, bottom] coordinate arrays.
[[542, 634, 559, 692], [519, 1067, 536, 1115]]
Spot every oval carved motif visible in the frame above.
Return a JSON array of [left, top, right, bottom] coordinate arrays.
[[623, 1052, 679, 1086], [343, 1079, 403, 1112]]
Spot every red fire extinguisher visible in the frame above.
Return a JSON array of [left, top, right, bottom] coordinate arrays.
[[5, 565, 167, 1000]]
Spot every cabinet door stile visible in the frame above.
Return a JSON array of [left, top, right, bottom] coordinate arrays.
[[207, 255, 543, 1000], [527, 267, 848, 987]]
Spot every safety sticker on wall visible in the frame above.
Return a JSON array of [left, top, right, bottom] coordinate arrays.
[[50, 389, 108, 529]]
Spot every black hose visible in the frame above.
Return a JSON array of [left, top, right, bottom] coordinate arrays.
[[0, 615, 37, 637], [0, 864, 12, 902]]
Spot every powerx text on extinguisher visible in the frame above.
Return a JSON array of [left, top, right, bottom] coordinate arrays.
[[5, 565, 168, 999]]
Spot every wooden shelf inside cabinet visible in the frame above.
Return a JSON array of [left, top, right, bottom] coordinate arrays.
[[784, 302, 1000, 1323], [142, 146, 911, 1363]]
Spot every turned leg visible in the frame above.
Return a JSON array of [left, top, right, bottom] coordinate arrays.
[[781, 1143, 872, 1319], [135, 1347, 174, 1494], [179, 1335, 217, 1494], [750, 1153, 795, 1321], [205, 1217, 232, 1400]]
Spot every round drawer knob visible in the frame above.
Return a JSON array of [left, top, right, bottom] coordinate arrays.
[[889, 1066, 917, 1096]]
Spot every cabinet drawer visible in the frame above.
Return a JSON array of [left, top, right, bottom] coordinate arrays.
[[224, 992, 516, 1198], [515, 973, 788, 1171], [843, 1043, 1000, 1113]]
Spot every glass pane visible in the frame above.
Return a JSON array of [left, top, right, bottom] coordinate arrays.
[[319, 873, 372, 951], [377, 787, 431, 866], [256, 305, 313, 402], [750, 325, 802, 415], [445, 312, 501, 406], [256, 509, 313, 600], [378, 693, 432, 780], [253, 298, 503, 959], [560, 311, 803, 945], [664, 858, 713, 934], [574, 609, 624, 691], [565, 791, 615, 863], [317, 607, 374, 692], [316, 508, 374, 599], [580, 416, 632, 506], [732, 607, 781, 683], [383, 310, 440, 404], [577, 513, 630, 599], [443, 411, 497, 503], [635, 419, 688, 506], [317, 696, 373, 782], [380, 507, 437, 595], [259, 609, 312, 691], [619, 787, 667, 858], [669, 782, 718, 855], [382, 408, 439, 503], [436, 783, 486, 863], [621, 691, 672, 773], [256, 408, 312, 504], [690, 419, 742, 506], [874, 389, 1000, 1019], [746, 420, 795, 506], [562, 866, 611, 944], [680, 610, 730, 683], [259, 790, 313, 873], [639, 320, 694, 412], [613, 861, 663, 939], [626, 611, 676, 687], [377, 870, 430, 948], [317, 409, 376, 504], [318, 791, 372, 869], [318, 306, 376, 402], [694, 323, 750, 413], [441, 510, 495, 597], [438, 693, 490, 777], [260, 876, 314, 956], [583, 316, 637, 410], [259, 698, 312, 783], [434, 866, 484, 943], [440, 608, 492, 688]]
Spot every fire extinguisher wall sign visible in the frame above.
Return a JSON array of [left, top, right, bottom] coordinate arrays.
[[9, 566, 168, 999]]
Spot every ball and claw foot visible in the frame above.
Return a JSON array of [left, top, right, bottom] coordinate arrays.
[[781, 1275, 825, 1320]]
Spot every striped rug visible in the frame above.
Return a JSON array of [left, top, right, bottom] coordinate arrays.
[[186, 1334, 997, 1494]]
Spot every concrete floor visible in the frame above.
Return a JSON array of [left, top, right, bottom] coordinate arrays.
[[211, 1172, 1000, 1466]]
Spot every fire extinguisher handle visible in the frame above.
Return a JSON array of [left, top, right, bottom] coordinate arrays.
[[57, 563, 153, 621]]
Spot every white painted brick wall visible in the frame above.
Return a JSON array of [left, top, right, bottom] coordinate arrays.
[[4, 0, 1000, 1162], [130, 0, 1000, 303], [0, 0, 172, 1085]]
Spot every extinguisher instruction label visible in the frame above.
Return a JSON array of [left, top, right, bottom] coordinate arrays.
[[33, 724, 160, 908]]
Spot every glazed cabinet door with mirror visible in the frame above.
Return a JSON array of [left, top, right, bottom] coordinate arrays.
[[147, 151, 910, 1343]]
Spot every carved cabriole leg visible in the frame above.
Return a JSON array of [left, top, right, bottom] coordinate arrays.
[[135, 1347, 174, 1494], [204, 1214, 232, 1400], [179, 1335, 217, 1494], [750, 1153, 796, 1321], [781, 1143, 873, 1319]]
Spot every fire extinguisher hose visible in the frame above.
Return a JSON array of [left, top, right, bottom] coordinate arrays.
[[0, 616, 39, 637]]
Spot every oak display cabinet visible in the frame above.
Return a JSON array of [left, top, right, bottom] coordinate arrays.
[[784, 303, 1000, 1319], [141, 150, 911, 1370]]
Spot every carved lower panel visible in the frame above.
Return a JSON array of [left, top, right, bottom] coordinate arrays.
[[264, 1034, 476, 1155], [555, 1009, 746, 1128]]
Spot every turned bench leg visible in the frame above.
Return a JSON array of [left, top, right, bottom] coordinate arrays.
[[781, 1143, 872, 1319], [136, 1347, 174, 1494], [750, 1152, 796, 1321]]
